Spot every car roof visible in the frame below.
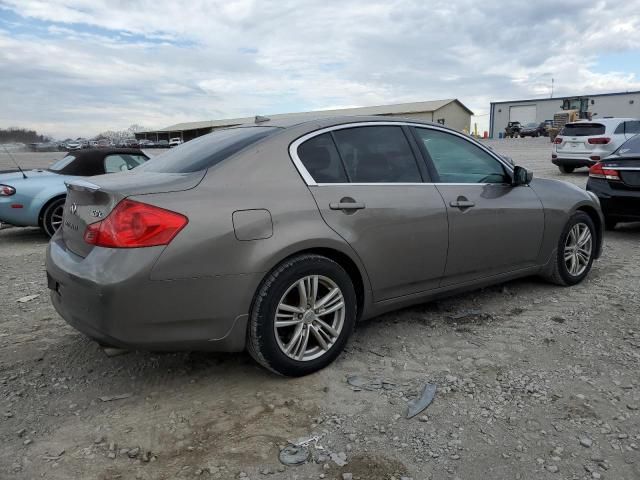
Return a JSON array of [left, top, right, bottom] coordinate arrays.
[[226, 114, 464, 135], [566, 117, 638, 126], [56, 148, 148, 176]]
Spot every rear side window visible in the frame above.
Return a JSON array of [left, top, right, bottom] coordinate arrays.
[[332, 126, 422, 183], [140, 126, 279, 173], [49, 155, 75, 172], [617, 135, 640, 156], [562, 123, 605, 136], [297, 133, 348, 183]]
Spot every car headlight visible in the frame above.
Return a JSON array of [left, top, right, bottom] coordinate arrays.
[[0, 184, 16, 196]]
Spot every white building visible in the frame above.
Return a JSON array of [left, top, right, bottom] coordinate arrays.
[[489, 90, 640, 138], [137, 99, 474, 142]]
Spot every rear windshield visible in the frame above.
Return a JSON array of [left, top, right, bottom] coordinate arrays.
[[139, 126, 279, 173], [561, 123, 605, 136], [49, 155, 75, 172], [616, 134, 640, 156]]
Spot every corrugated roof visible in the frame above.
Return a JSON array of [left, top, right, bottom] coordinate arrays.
[[150, 99, 473, 133]]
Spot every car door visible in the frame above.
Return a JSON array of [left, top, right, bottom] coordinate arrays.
[[293, 124, 449, 301], [411, 126, 544, 286]]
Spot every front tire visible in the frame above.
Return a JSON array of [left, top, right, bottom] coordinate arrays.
[[247, 254, 357, 377], [42, 197, 65, 238], [544, 212, 596, 286], [559, 165, 575, 174]]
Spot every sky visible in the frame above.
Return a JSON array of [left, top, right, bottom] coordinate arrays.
[[1, 0, 639, 139]]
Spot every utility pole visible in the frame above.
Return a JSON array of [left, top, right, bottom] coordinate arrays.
[[550, 78, 554, 98]]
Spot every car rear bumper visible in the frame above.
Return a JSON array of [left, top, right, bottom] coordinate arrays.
[[46, 234, 259, 352], [586, 179, 640, 221], [552, 157, 596, 168]]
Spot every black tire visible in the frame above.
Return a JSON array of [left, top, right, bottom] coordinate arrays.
[[559, 165, 575, 174], [42, 197, 66, 238], [605, 217, 618, 231], [544, 212, 596, 286], [247, 254, 357, 377]]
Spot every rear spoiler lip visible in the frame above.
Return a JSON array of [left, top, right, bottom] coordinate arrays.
[[65, 179, 101, 192]]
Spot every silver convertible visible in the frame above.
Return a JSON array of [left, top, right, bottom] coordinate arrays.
[[46, 117, 603, 376]]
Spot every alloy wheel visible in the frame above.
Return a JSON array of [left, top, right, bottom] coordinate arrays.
[[273, 275, 345, 362], [563, 222, 592, 277]]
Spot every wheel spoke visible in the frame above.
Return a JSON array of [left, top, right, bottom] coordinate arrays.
[[314, 318, 339, 337], [577, 228, 591, 247], [297, 280, 308, 308], [316, 300, 344, 317], [285, 323, 304, 354], [278, 303, 304, 314], [275, 318, 303, 328], [309, 275, 319, 307], [310, 325, 329, 351], [315, 287, 340, 309]]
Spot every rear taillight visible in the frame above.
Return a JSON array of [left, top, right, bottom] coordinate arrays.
[[553, 137, 563, 144], [588, 137, 611, 145], [589, 163, 620, 181], [84, 199, 188, 248], [0, 184, 16, 196]]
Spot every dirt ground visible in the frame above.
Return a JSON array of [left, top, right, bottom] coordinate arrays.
[[1, 138, 639, 479]]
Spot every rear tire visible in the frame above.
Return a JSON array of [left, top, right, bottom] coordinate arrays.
[[42, 197, 66, 238], [559, 165, 575, 174], [544, 212, 596, 286], [247, 254, 357, 377]]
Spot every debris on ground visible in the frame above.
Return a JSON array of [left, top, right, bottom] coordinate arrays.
[[279, 445, 309, 466], [17, 294, 39, 303], [98, 393, 133, 402], [406, 383, 437, 419]]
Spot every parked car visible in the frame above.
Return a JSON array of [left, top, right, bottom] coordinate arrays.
[[169, 137, 183, 147], [46, 117, 603, 376], [123, 138, 139, 148], [0, 148, 148, 237], [519, 122, 545, 138], [156, 139, 169, 148], [97, 139, 113, 148], [89, 140, 99, 148], [138, 139, 154, 148], [586, 133, 640, 229], [504, 121, 522, 138], [65, 140, 82, 151], [552, 118, 640, 173]]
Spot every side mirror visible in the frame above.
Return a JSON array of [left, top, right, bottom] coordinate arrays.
[[513, 166, 533, 186]]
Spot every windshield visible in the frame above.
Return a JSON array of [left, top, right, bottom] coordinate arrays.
[[616, 134, 640, 156], [49, 155, 75, 172], [561, 123, 605, 136], [139, 126, 280, 173]]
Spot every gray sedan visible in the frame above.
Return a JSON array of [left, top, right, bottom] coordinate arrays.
[[46, 116, 603, 376]]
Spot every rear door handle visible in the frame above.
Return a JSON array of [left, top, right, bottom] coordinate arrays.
[[449, 200, 475, 209], [330, 202, 366, 210]]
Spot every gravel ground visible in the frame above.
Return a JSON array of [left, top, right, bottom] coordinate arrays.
[[1, 137, 639, 479]]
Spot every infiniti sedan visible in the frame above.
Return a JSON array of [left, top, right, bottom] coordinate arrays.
[[46, 117, 603, 376]]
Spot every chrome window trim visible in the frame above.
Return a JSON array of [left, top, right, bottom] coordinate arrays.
[[288, 121, 514, 186]]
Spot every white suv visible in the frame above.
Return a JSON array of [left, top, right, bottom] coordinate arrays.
[[552, 118, 640, 173], [169, 137, 183, 148]]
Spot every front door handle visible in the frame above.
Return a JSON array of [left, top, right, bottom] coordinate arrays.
[[449, 197, 475, 209], [330, 201, 366, 211]]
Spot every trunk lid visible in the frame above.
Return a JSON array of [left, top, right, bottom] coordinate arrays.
[[61, 170, 204, 257], [602, 157, 640, 190]]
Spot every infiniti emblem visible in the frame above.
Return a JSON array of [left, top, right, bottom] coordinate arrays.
[[69, 203, 78, 215]]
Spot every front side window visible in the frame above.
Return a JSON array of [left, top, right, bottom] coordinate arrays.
[[332, 126, 422, 183], [625, 121, 640, 135], [104, 154, 148, 173], [414, 128, 508, 184]]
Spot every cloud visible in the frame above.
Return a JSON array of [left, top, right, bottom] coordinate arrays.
[[0, 0, 639, 137]]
